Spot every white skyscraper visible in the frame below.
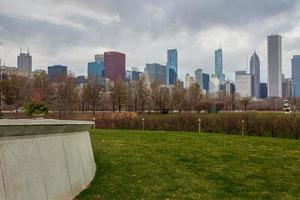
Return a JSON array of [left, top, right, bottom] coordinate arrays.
[[209, 74, 220, 93], [267, 34, 282, 97], [235, 71, 252, 98]]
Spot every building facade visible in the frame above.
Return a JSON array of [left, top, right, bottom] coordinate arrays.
[[167, 49, 178, 85], [202, 73, 209, 92], [194, 68, 203, 89], [88, 54, 104, 81], [215, 49, 225, 83], [104, 51, 126, 82], [268, 34, 282, 97], [209, 74, 220, 93], [292, 55, 300, 97], [17, 51, 32, 73], [282, 78, 293, 98], [250, 51, 260, 98], [260, 83, 268, 99], [235, 71, 252, 98], [144, 63, 167, 85], [126, 67, 142, 81], [184, 73, 195, 88], [48, 65, 67, 80]]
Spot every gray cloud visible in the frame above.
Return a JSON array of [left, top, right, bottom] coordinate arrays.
[[0, 0, 299, 80]]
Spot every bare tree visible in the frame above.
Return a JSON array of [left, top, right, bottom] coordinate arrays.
[[32, 72, 53, 105], [110, 79, 128, 112], [151, 83, 171, 113], [137, 76, 150, 113], [53, 75, 78, 119], [188, 83, 203, 113], [83, 77, 102, 116], [240, 97, 251, 111], [171, 81, 185, 113], [1, 74, 29, 113]]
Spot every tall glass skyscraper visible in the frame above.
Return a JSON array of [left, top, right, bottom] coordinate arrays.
[[88, 54, 104, 81], [144, 63, 167, 85], [167, 49, 178, 85], [267, 34, 282, 97], [250, 52, 260, 98], [215, 48, 225, 83], [194, 68, 203, 89], [292, 55, 300, 96]]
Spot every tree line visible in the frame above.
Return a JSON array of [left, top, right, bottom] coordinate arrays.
[[0, 72, 298, 117]]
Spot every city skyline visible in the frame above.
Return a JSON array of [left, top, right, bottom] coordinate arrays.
[[1, 1, 300, 81]]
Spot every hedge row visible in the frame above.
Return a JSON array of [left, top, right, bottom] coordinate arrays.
[[95, 112, 300, 139]]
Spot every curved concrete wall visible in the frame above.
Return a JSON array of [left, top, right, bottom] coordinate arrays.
[[0, 120, 96, 200]]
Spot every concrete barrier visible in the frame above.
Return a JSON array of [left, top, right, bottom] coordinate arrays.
[[0, 119, 96, 200]]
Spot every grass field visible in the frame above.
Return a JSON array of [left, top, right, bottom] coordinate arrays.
[[77, 129, 300, 200]]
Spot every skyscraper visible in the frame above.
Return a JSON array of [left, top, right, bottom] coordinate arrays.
[[104, 51, 126, 82], [17, 49, 32, 73], [215, 49, 225, 83], [209, 74, 220, 93], [167, 49, 178, 85], [282, 78, 293, 98], [144, 63, 167, 85], [88, 54, 104, 81], [194, 68, 203, 89], [260, 83, 268, 99], [202, 73, 209, 92], [267, 34, 282, 97], [184, 73, 195, 88], [292, 55, 300, 96], [235, 71, 252, 97], [250, 52, 260, 98], [48, 65, 67, 81]]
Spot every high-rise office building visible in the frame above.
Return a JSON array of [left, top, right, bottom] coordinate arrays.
[[282, 78, 293, 98], [167, 49, 178, 85], [215, 49, 225, 83], [94, 54, 104, 63], [126, 67, 142, 81], [184, 73, 195, 88], [235, 71, 252, 97], [17, 49, 32, 73], [202, 73, 210, 91], [194, 68, 203, 89], [268, 34, 282, 97], [250, 51, 260, 98], [88, 54, 104, 80], [209, 74, 220, 93], [260, 83, 268, 99], [104, 51, 126, 82], [225, 80, 235, 96], [292, 55, 300, 97], [144, 63, 167, 85], [48, 65, 67, 81]]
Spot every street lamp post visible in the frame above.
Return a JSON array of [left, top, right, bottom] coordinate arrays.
[[198, 118, 201, 133]]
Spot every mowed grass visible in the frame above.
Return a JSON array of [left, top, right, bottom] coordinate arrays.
[[77, 129, 300, 200]]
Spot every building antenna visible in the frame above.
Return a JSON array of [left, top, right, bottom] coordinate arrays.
[[20, 48, 22, 54], [219, 41, 221, 49], [27, 47, 29, 54]]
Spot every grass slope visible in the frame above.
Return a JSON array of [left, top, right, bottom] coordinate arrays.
[[77, 130, 300, 200]]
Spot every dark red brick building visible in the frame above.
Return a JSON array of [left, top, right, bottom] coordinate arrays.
[[104, 51, 126, 82]]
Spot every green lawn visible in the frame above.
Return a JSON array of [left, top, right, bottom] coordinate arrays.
[[77, 129, 300, 200]]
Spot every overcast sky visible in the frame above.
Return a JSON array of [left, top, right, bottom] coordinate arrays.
[[1, 0, 300, 82]]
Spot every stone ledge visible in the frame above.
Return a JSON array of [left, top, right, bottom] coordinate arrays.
[[0, 119, 94, 137]]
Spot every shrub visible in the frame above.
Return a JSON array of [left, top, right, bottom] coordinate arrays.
[[95, 112, 300, 139]]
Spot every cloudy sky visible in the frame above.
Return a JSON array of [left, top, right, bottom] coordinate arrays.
[[1, 0, 300, 81]]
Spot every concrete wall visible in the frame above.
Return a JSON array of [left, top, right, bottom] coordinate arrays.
[[0, 131, 96, 200]]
